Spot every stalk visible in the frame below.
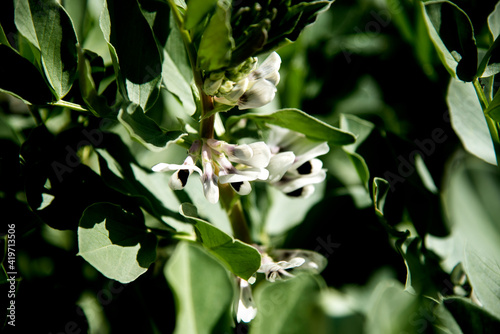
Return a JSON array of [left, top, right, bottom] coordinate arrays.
[[473, 78, 500, 166], [167, 0, 252, 242]]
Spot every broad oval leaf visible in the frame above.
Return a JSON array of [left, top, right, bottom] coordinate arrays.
[[464, 246, 500, 317], [422, 0, 477, 82], [117, 102, 186, 152], [165, 241, 233, 334], [100, 0, 162, 111], [227, 108, 355, 145], [179, 203, 261, 280], [446, 77, 496, 165], [250, 274, 325, 334], [197, 0, 234, 72], [78, 202, 157, 283], [444, 154, 500, 272], [14, 0, 78, 99]]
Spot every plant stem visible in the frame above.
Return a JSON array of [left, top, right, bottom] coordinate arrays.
[[473, 78, 500, 165], [166, 0, 252, 243], [219, 183, 252, 243]]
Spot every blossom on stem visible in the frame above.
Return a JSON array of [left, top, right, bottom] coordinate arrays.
[[205, 52, 281, 110], [152, 139, 272, 203], [235, 278, 257, 323], [265, 126, 330, 198]]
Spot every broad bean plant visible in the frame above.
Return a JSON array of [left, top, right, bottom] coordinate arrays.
[[1, 0, 500, 333]]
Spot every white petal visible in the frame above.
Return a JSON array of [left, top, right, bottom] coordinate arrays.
[[238, 79, 277, 110], [229, 142, 271, 168], [237, 284, 257, 323], [287, 257, 306, 268], [168, 169, 192, 190], [290, 158, 324, 176], [267, 152, 295, 182], [202, 163, 219, 203], [231, 180, 252, 195], [151, 163, 179, 172], [250, 52, 281, 82], [219, 167, 268, 184], [274, 169, 326, 194], [291, 141, 330, 169]]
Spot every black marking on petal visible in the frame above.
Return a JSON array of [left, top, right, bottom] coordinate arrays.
[[286, 188, 303, 197], [178, 169, 190, 187], [297, 161, 312, 175], [231, 181, 243, 192]]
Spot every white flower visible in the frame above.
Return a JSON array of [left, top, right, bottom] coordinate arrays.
[[236, 278, 257, 323], [258, 253, 306, 282], [257, 249, 328, 282], [213, 52, 281, 110], [266, 126, 329, 198], [152, 139, 272, 202]]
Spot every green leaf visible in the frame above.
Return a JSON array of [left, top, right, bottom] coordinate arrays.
[[0, 44, 54, 104], [165, 241, 233, 334], [100, 0, 162, 111], [444, 154, 500, 267], [364, 279, 420, 334], [0, 23, 10, 46], [340, 114, 374, 187], [372, 177, 389, 217], [227, 108, 355, 145], [161, 49, 196, 116], [196, 0, 234, 71], [488, 1, 500, 40], [421, 1, 477, 81], [14, 0, 78, 99], [444, 297, 500, 333], [117, 102, 186, 152], [464, 247, 500, 317], [446, 77, 496, 165], [184, 0, 217, 30], [77, 48, 113, 117], [179, 203, 261, 280], [250, 275, 325, 334], [485, 89, 500, 122], [78, 202, 157, 283]]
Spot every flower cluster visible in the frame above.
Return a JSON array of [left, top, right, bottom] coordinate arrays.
[[267, 126, 330, 198], [235, 248, 327, 323], [203, 52, 281, 110], [152, 139, 271, 203], [152, 126, 329, 203]]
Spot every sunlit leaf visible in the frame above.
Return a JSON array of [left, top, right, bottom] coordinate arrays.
[[464, 246, 500, 317], [78, 202, 157, 283], [446, 77, 496, 165], [250, 274, 325, 334], [14, 0, 78, 99], [165, 241, 233, 334], [179, 203, 261, 280], [227, 108, 355, 145], [197, 0, 234, 71], [421, 0, 477, 82], [100, 0, 162, 111], [117, 102, 186, 152]]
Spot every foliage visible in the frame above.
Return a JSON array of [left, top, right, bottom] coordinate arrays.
[[1, 0, 500, 333]]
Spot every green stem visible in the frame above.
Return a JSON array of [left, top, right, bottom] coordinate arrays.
[[166, 0, 252, 242], [28, 105, 43, 125], [219, 184, 252, 243], [473, 78, 500, 165]]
